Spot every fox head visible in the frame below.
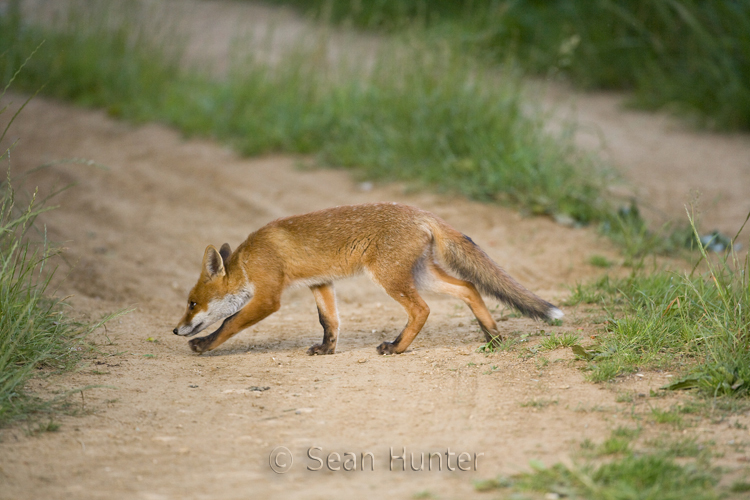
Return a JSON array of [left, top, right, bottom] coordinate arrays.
[[173, 243, 252, 337]]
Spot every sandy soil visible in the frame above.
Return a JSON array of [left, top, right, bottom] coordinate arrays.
[[549, 87, 750, 235], [0, 2, 749, 499]]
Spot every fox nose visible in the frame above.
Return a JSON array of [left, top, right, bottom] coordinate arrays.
[[173, 328, 179, 335]]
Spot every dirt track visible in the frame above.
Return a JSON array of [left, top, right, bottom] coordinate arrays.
[[1, 2, 749, 499]]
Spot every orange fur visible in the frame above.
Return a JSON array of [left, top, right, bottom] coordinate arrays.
[[173, 203, 562, 355]]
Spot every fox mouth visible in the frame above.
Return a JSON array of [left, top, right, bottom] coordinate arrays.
[[176, 311, 240, 338], [181, 322, 204, 337]]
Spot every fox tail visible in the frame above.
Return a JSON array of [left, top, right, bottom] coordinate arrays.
[[430, 220, 563, 321]]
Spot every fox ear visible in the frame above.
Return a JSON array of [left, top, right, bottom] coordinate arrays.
[[202, 245, 226, 279], [219, 243, 231, 268]]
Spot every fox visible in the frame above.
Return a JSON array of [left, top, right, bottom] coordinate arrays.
[[173, 202, 562, 355]]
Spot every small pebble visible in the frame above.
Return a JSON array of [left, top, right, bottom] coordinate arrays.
[[248, 386, 270, 392]]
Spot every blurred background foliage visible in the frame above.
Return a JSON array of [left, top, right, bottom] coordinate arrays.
[[263, 0, 750, 130]]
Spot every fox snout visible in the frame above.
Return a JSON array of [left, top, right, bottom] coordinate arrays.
[[173, 320, 205, 337]]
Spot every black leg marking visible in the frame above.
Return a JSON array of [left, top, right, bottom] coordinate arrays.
[[376, 332, 403, 355], [307, 306, 338, 355]]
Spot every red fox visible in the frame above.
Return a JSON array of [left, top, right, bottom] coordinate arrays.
[[173, 203, 562, 355]]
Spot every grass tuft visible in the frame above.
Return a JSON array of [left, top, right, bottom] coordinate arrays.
[[539, 331, 579, 351], [731, 481, 750, 493], [477, 336, 518, 354], [509, 454, 718, 500], [476, 428, 721, 499], [589, 254, 614, 268], [519, 398, 557, 409], [647, 435, 708, 459], [651, 407, 686, 428]]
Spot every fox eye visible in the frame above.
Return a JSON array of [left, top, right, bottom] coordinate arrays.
[[188, 301, 197, 310]]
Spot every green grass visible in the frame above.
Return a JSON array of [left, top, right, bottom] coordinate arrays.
[[519, 398, 557, 409], [0, 2, 728, 257], [597, 436, 632, 456], [477, 453, 719, 499], [651, 407, 686, 428], [589, 254, 615, 268], [0, 1, 181, 121], [539, 331, 580, 351], [612, 426, 641, 440], [646, 435, 709, 459], [2, 0, 659, 237], [0, 174, 108, 426], [265, 0, 750, 131], [26, 418, 61, 436], [477, 336, 519, 353], [476, 428, 721, 499], [0, 58, 111, 426], [1, 1, 709, 259], [567, 212, 750, 396], [513, 454, 718, 500], [731, 481, 750, 493]]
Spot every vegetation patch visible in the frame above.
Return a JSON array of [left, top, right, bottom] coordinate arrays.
[[0, 175, 109, 426], [538, 331, 579, 351], [1, 1, 672, 244], [475, 428, 721, 499], [0, 59, 112, 427], [266, 0, 750, 131], [567, 214, 750, 397]]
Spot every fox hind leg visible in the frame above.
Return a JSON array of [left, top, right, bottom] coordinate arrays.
[[372, 272, 430, 355], [307, 283, 340, 355], [424, 261, 503, 345]]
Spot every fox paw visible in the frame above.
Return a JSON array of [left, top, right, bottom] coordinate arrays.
[[376, 342, 398, 355], [189, 337, 211, 354], [307, 343, 336, 355], [485, 333, 505, 347]]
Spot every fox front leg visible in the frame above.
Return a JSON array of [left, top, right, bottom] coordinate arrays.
[[306, 283, 340, 355], [189, 295, 280, 353]]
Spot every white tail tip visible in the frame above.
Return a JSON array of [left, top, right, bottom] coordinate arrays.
[[548, 307, 564, 320]]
